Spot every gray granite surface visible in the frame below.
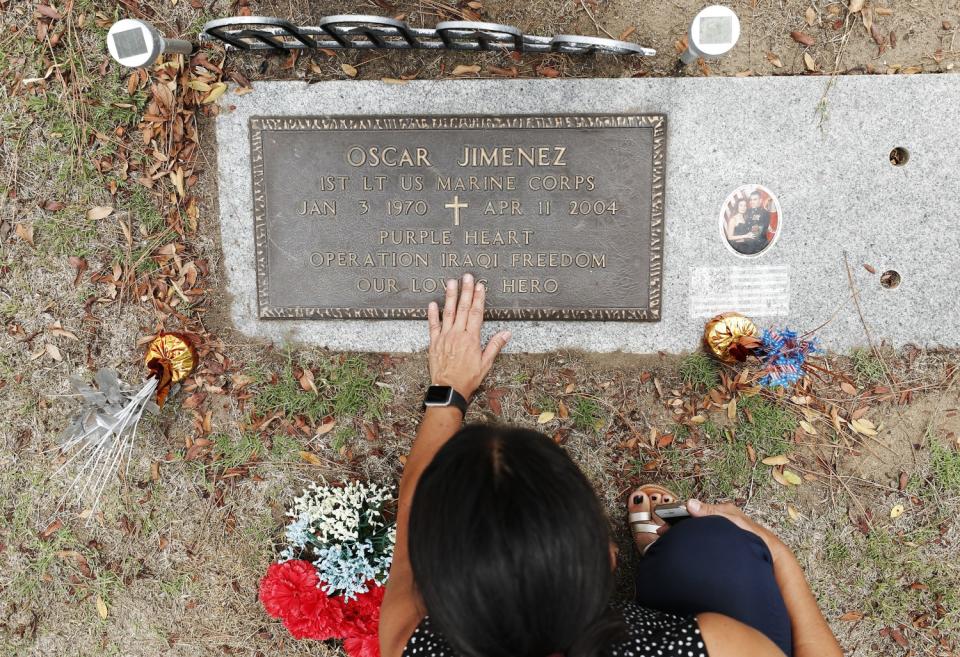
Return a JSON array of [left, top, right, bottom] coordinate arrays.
[[216, 76, 960, 353]]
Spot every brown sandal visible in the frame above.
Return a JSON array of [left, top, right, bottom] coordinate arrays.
[[628, 484, 679, 555]]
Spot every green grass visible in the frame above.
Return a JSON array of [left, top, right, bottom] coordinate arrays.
[[251, 354, 390, 423], [822, 529, 850, 565], [735, 394, 796, 456], [211, 431, 266, 468], [127, 186, 166, 234], [679, 352, 720, 390], [698, 395, 796, 498], [850, 526, 960, 629], [850, 348, 886, 385], [534, 394, 557, 414], [931, 440, 960, 493], [330, 426, 355, 453], [34, 212, 100, 258], [570, 396, 604, 433]]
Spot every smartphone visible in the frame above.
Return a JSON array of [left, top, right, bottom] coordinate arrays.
[[656, 502, 691, 525]]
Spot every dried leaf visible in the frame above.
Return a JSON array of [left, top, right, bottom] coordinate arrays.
[[45, 343, 63, 361], [787, 505, 801, 521], [782, 469, 803, 485], [690, 415, 707, 424], [746, 443, 757, 463], [451, 64, 481, 76], [300, 451, 323, 465], [486, 65, 518, 77], [762, 454, 790, 466], [557, 400, 569, 419], [48, 323, 78, 340], [315, 420, 336, 436], [657, 434, 674, 448], [890, 503, 905, 519], [86, 205, 113, 220], [537, 411, 555, 424], [839, 611, 864, 621], [766, 52, 784, 67], [619, 25, 636, 40], [201, 82, 227, 104], [805, 6, 817, 26], [791, 30, 815, 46], [538, 66, 561, 78], [40, 519, 62, 540], [95, 596, 108, 620], [848, 0, 864, 12], [298, 368, 317, 394], [804, 52, 818, 71], [863, 263, 877, 274], [840, 381, 858, 395], [772, 468, 791, 486], [37, 4, 62, 19], [850, 418, 878, 436], [341, 63, 358, 77], [564, 382, 576, 394], [800, 420, 817, 436], [15, 223, 35, 246], [727, 398, 737, 420], [187, 80, 211, 92]]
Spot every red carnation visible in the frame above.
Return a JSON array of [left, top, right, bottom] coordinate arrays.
[[259, 560, 346, 640], [341, 583, 385, 637], [341, 583, 385, 657], [344, 633, 381, 657]]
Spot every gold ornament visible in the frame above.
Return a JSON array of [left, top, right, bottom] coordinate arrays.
[[703, 313, 760, 363], [145, 333, 197, 407]]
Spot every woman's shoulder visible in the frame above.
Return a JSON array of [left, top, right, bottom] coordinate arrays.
[[402, 606, 706, 657]]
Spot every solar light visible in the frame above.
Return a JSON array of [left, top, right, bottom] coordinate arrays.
[[680, 5, 740, 65], [106, 19, 193, 68]]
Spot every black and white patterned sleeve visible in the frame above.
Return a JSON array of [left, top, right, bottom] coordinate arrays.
[[615, 603, 709, 657]]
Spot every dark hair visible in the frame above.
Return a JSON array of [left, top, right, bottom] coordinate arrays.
[[749, 190, 762, 199], [408, 425, 626, 657]]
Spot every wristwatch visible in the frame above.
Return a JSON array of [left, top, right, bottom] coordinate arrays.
[[423, 385, 470, 416]]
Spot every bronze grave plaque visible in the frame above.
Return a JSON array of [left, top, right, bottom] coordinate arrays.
[[250, 114, 665, 320]]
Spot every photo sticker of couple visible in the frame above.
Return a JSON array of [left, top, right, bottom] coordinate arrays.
[[720, 185, 781, 257]]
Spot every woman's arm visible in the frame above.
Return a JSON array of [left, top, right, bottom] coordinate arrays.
[[379, 275, 511, 657], [688, 500, 844, 657], [697, 612, 785, 657]]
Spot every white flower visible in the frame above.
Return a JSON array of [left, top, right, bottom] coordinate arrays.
[[279, 481, 396, 598]]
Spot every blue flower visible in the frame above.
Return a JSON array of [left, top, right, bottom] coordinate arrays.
[[757, 328, 819, 389]]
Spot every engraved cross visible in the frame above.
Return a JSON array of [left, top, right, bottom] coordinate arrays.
[[444, 195, 468, 227]]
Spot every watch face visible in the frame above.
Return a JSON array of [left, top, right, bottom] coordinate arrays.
[[425, 386, 454, 405]]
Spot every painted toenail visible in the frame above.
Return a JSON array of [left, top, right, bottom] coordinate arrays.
[[633, 494, 643, 505]]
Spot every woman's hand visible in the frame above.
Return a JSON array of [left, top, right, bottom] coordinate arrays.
[[687, 499, 790, 563], [427, 274, 511, 399]]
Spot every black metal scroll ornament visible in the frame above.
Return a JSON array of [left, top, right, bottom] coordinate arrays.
[[200, 15, 656, 57]]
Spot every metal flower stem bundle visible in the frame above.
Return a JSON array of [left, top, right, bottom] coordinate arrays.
[[55, 333, 196, 515]]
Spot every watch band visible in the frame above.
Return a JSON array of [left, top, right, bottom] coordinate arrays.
[[423, 385, 470, 416]]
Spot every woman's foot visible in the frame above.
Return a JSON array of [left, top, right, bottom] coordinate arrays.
[[627, 484, 678, 555]]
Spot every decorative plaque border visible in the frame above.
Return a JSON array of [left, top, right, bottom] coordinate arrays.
[[249, 114, 666, 321]]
